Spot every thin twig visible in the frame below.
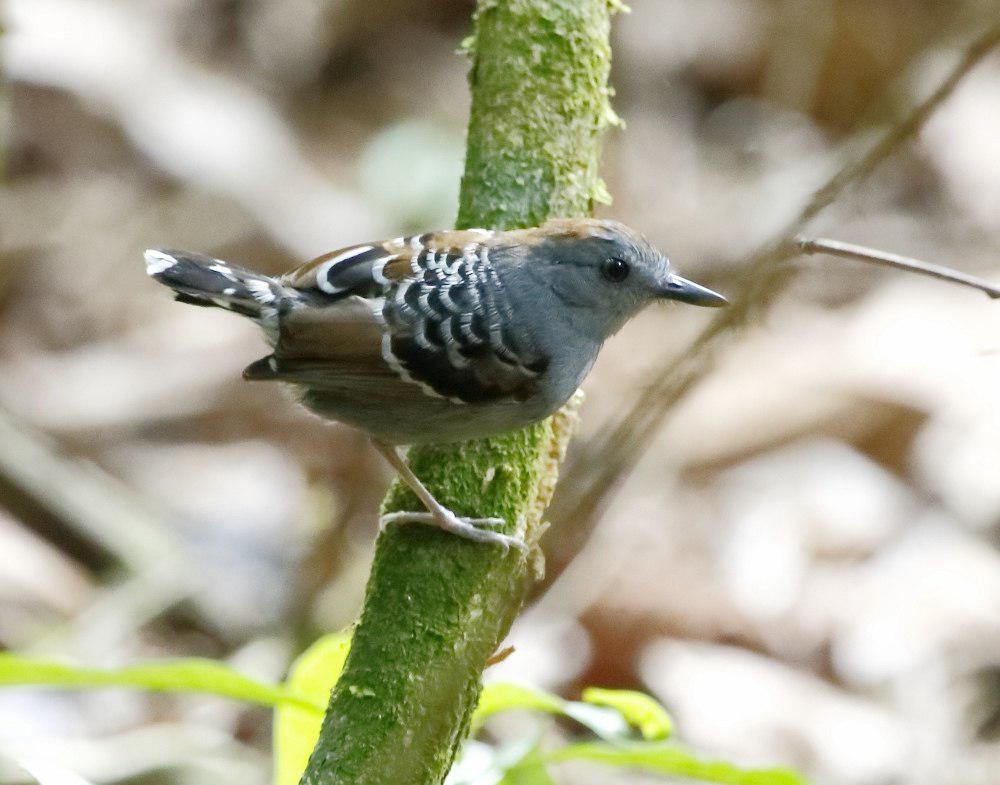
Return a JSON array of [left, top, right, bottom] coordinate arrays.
[[544, 23, 1000, 574], [797, 23, 1000, 225], [797, 236, 1000, 299]]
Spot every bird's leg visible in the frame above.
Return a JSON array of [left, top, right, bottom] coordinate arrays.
[[371, 440, 526, 552]]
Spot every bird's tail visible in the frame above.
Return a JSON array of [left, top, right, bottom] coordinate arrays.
[[144, 249, 289, 321]]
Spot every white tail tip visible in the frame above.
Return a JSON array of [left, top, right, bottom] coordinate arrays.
[[144, 249, 177, 275]]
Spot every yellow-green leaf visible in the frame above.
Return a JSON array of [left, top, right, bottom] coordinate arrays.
[[0, 653, 315, 711], [273, 632, 351, 785], [549, 742, 807, 785], [581, 687, 673, 740], [471, 682, 566, 733], [500, 744, 557, 785]]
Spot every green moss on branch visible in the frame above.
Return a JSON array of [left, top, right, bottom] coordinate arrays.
[[459, 0, 618, 229], [300, 2, 616, 783]]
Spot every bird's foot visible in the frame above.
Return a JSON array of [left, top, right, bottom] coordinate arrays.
[[380, 510, 526, 552]]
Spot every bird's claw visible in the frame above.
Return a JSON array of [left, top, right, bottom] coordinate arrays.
[[380, 510, 527, 552]]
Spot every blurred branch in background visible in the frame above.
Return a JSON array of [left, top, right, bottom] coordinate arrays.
[[0, 407, 220, 656], [797, 236, 1000, 299], [544, 20, 1000, 580], [0, 407, 182, 574]]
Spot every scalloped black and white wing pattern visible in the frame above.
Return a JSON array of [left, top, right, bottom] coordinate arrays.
[[267, 231, 549, 404]]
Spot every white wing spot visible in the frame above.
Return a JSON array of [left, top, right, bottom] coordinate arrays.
[[439, 318, 470, 369], [316, 245, 374, 294], [245, 278, 276, 304], [209, 263, 239, 282], [373, 295, 465, 405], [438, 285, 457, 311], [380, 332, 453, 402], [368, 296, 387, 325], [257, 304, 280, 345], [394, 282, 416, 316], [444, 254, 464, 275], [372, 257, 391, 285], [144, 250, 177, 275], [457, 313, 480, 343], [414, 328, 434, 350]]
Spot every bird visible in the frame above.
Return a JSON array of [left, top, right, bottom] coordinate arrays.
[[144, 218, 726, 550]]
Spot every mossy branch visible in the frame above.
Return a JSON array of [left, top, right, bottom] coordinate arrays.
[[299, 2, 617, 784]]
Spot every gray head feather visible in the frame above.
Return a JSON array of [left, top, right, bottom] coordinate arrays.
[[497, 218, 725, 341]]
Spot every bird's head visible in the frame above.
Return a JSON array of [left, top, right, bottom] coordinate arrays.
[[505, 218, 726, 339]]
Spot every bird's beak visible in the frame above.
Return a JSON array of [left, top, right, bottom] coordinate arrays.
[[659, 274, 728, 307]]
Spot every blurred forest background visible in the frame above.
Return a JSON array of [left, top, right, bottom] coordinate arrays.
[[2, 1, 1000, 784]]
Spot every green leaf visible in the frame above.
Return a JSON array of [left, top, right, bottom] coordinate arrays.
[[472, 683, 654, 741], [499, 744, 557, 785], [0, 651, 802, 785], [548, 742, 808, 785], [0, 652, 317, 712], [273, 632, 351, 785], [471, 683, 567, 733], [559, 702, 631, 740], [473, 683, 656, 742], [581, 687, 673, 740]]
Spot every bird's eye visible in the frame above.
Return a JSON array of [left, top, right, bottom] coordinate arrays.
[[601, 257, 630, 283]]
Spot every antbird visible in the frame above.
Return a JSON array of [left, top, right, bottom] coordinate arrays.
[[145, 218, 726, 550]]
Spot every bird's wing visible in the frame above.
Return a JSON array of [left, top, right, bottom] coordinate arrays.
[[258, 231, 549, 404]]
